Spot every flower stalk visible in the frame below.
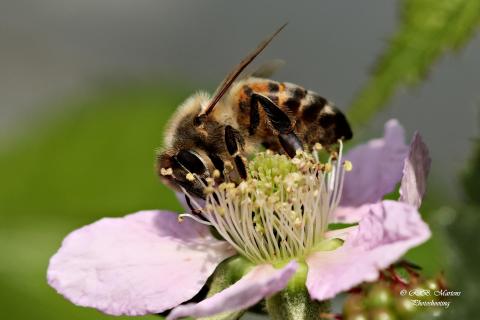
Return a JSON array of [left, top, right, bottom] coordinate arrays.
[[265, 262, 330, 320], [266, 288, 330, 320]]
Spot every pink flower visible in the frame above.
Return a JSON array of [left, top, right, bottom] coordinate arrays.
[[47, 119, 431, 319]]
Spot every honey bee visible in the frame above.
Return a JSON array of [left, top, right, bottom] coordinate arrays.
[[157, 24, 352, 201]]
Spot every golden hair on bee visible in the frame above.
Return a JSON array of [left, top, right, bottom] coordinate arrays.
[[163, 91, 210, 149]]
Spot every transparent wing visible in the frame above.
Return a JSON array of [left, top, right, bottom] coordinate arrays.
[[247, 59, 286, 79], [201, 23, 287, 119]]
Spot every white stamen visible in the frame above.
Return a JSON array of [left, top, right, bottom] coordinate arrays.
[[182, 142, 349, 264], [178, 213, 213, 226]]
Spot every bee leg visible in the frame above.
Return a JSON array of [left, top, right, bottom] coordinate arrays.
[[175, 150, 209, 176], [278, 134, 303, 158], [184, 194, 202, 215], [207, 153, 225, 179], [224, 125, 247, 180], [167, 174, 205, 200], [172, 150, 210, 199], [252, 93, 303, 157]]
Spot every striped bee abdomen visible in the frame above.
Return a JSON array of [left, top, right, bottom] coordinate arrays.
[[232, 77, 352, 151]]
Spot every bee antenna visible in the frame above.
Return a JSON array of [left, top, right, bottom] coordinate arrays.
[[196, 22, 288, 125]]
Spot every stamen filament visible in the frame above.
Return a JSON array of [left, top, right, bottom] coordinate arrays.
[[181, 141, 349, 264]]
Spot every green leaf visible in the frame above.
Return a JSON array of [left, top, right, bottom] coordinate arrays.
[[348, 0, 480, 128]]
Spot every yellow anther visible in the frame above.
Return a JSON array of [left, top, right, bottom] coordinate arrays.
[[160, 167, 173, 176], [227, 189, 237, 198], [267, 195, 278, 204], [219, 183, 228, 191], [238, 181, 248, 192], [323, 163, 332, 172], [255, 198, 265, 207], [292, 158, 302, 165], [212, 169, 221, 178], [186, 173, 195, 181], [206, 177, 214, 184], [314, 143, 323, 151], [294, 217, 302, 228], [289, 210, 298, 220], [343, 160, 353, 172], [203, 186, 215, 195]]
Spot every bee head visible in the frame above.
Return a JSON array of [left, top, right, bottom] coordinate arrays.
[[193, 114, 207, 127], [157, 149, 211, 199], [317, 106, 353, 145]]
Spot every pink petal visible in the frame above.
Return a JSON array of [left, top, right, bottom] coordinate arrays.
[[324, 226, 358, 241], [167, 261, 298, 320], [399, 133, 431, 208], [47, 210, 235, 316], [340, 119, 409, 207], [307, 200, 430, 301], [332, 205, 370, 223]]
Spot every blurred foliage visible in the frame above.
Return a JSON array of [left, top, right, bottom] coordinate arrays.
[[0, 83, 188, 320], [461, 137, 480, 206], [348, 0, 480, 128], [443, 137, 480, 319]]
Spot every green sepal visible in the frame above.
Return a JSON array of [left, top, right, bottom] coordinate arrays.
[[266, 261, 330, 320], [310, 238, 344, 253], [327, 222, 358, 231], [266, 279, 330, 320], [197, 255, 254, 320]]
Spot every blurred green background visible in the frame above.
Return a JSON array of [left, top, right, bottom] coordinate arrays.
[[1, 1, 479, 319]]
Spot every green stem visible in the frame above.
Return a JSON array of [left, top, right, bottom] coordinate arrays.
[[266, 288, 330, 320]]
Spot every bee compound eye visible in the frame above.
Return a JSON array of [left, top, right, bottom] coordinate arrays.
[[176, 150, 208, 175], [335, 112, 353, 140]]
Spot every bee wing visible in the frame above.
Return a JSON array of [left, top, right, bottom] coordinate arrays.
[[246, 59, 286, 79], [201, 23, 287, 118]]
